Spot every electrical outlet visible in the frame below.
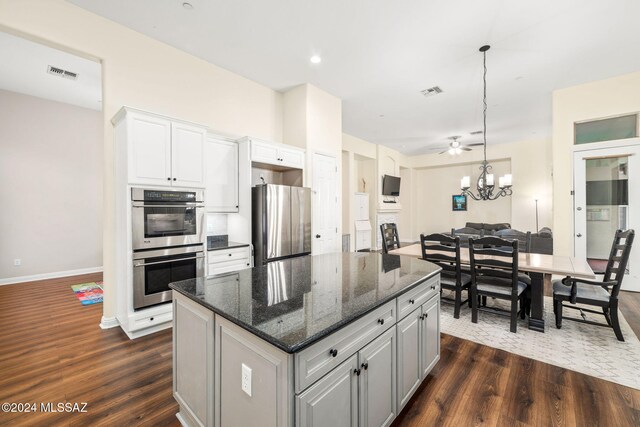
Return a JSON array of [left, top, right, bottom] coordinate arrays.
[[241, 363, 252, 397], [14, 259, 21, 266]]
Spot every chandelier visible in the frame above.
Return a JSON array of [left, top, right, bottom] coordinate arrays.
[[460, 45, 512, 201]]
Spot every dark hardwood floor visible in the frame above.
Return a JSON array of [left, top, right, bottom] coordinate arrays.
[[1, 274, 639, 426]]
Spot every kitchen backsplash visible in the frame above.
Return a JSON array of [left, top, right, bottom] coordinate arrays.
[[206, 214, 228, 236]]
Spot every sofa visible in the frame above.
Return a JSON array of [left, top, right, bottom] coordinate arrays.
[[447, 222, 553, 254]]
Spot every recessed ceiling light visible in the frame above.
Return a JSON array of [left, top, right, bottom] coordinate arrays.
[[310, 55, 322, 64], [182, 2, 194, 10]]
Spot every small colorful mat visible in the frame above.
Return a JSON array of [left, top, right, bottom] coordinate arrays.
[[71, 282, 103, 305]]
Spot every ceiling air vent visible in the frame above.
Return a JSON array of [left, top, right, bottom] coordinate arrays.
[[47, 65, 78, 81], [420, 86, 443, 98]]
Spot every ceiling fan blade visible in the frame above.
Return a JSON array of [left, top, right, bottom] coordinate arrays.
[[460, 147, 472, 151], [438, 150, 448, 154], [466, 143, 484, 147]]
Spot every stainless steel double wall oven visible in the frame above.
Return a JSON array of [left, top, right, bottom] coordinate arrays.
[[131, 188, 204, 310]]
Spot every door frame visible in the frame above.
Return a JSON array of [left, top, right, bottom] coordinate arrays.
[[573, 139, 640, 291]]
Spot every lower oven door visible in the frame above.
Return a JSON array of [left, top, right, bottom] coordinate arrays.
[[132, 246, 205, 310]]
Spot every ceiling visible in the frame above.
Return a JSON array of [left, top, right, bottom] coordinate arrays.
[[0, 31, 102, 111], [68, 0, 640, 155]]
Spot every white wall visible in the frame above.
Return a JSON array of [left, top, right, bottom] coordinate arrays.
[[410, 138, 552, 238], [412, 159, 512, 236], [0, 0, 285, 319], [283, 84, 343, 253], [553, 70, 640, 256], [0, 89, 103, 280]]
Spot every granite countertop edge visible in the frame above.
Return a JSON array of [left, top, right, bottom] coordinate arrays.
[[169, 268, 441, 354], [207, 241, 251, 251]]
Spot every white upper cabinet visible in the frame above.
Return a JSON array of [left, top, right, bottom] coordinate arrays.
[[205, 138, 239, 212], [171, 122, 205, 188], [127, 112, 172, 186], [249, 138, 305, 169], [279, 145, 305, 169], [114, 108, 206, 188]]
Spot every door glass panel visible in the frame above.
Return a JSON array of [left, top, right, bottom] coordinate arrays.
[[144, 255, 197, 295], [575, 115, 637, 145], [585, 156, 629, 271], [144, 207, 197, 238]]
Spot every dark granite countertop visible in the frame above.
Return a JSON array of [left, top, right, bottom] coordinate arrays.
[[207, 241, 250, 251], [169, 252, 441, 353]]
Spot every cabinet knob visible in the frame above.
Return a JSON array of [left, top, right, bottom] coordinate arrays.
[[329, 348, 338, 357], [236, 205, 239, 208], [167, 177, 171, 181], [354, 368, 361, 376], [173, 178, 177, 181], [228, 253, 232, 257], [419, 314, 425, 320], [431, 285, 436, 290], [316, 234, 321, 239], [361, 362, 368, 371], [409, 299, 415, 304], [377, 318, 384, 325]]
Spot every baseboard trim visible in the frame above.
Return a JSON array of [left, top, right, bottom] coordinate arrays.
[[100, 316, 120, 329], [0, 266, 103, 286]]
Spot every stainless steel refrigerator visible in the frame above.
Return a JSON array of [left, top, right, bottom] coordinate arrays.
[[252, 184, 312, 265]]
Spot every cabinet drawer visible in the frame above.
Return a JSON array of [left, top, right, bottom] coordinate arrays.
[[208, 247, 250, 264], [396, 275, 439, 321], [295, 299, 395, 394], [208, 260, 251, 276]]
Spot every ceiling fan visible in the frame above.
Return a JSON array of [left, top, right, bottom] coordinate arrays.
[[438, 136, 483, 155]]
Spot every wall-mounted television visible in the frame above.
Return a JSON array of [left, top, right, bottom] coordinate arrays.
[[382, 175, 401, 196], [452, 195, 467, 211]]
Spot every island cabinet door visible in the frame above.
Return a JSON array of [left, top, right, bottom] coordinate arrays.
[[173, 294, 214, 427], [296, 355, 359, 427], [396, 307, 422, 412], [420, 296, 441, 379], [358, 327, 397, 427]]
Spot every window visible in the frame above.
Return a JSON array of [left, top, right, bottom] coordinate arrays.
[[574, 114, 638, 145]]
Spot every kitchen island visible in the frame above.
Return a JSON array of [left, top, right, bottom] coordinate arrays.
[[169, 252, 441, 427]]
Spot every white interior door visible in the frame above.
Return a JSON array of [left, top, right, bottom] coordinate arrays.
[[574, 144, 640, 291], [312, 153, 338, 255]]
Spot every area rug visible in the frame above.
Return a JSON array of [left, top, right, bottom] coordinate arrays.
[[71, 282, 103, 305], [440, 292, 640, 390]]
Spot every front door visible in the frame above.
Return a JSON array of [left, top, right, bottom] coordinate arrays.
[[312, 153, 339, 255], [573, 144, 640, 291]]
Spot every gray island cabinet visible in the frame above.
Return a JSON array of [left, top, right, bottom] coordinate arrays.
[[169, 252, 441, 427]]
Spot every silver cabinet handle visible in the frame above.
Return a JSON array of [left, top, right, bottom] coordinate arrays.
[[134, 254, 204, 267], [132, 204, 204, 208], [576, 233, 583, 238]]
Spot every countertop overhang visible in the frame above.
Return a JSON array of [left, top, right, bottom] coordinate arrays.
[[170, 252, 441, 353]]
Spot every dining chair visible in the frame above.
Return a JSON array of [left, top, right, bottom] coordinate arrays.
[[553, 229, 635, 341], [420, 233, 471, 319], [380, 223, 401, 254], [468, 236, 530, 333]]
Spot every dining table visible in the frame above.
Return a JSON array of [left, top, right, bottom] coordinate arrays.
[[389, 243, 595, 332]]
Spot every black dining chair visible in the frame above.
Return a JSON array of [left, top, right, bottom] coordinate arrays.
[[553, 229, 635, 341], [468, 236, 530, 333], [380, 223, 401, 254], [420, 233, 471, 319]]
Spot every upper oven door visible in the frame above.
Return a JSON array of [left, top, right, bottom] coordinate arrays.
[[132, 204, 203, 250]]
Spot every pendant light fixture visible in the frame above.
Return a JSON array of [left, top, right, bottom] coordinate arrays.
[[460, 45, 512, 201]]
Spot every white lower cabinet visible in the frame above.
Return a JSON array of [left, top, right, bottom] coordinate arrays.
[[207, 246, 252, 276], [397, 295, 441, 412]]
